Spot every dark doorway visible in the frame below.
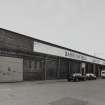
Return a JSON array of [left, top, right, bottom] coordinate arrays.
[[45, 59, 57, 80], [58, 59, 69, 79], [23, 58, 44, 81], [70, 61, 81, 74], [87, 63, 93, 73]]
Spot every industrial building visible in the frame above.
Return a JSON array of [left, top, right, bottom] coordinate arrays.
[[0, 28, 104, 82]]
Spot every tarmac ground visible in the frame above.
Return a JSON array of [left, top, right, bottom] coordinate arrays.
[[0, 79, 105, 105]]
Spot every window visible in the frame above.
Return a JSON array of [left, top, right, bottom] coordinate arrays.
[[25, 59, 43, 72], [34, 60, 43, 72]]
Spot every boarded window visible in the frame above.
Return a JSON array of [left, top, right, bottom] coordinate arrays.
[[23, 59, 43, 72]]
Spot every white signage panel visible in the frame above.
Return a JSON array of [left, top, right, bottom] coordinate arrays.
[[34, 41, 105, 65]]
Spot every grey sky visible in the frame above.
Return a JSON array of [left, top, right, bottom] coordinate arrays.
[[0, 0, 105, 58]]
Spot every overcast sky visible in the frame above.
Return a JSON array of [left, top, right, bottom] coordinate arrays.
[[0, 0, 105, 58]]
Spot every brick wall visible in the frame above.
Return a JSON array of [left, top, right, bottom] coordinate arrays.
[[0, 29, 34, 52]]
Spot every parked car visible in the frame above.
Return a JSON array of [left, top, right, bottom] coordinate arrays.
[[86, 73, 96, 80], [101, 70, 105, 79], [67, 73, 86, 82]]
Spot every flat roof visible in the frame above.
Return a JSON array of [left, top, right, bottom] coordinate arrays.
[[0, 28, 105, 61]]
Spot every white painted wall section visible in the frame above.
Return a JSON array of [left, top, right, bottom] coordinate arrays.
[[0, 56, 23, 82]]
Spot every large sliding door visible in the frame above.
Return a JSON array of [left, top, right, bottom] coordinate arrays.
[[70, 61, 81, 74], [59, 60, 69, 79], [23, 58, 44, 81], [45, 59, 57, 80], [86, 63, 93, 73]]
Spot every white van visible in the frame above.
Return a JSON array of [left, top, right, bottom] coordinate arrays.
[[101, 70, 105, 78]]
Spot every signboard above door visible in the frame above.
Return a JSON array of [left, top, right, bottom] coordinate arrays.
[[33, 41, 105, 65]]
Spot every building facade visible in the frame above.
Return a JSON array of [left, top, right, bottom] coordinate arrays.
[[0, 28, 104, 82]]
